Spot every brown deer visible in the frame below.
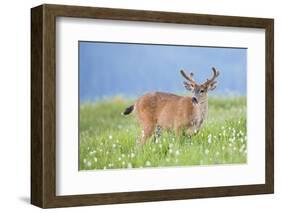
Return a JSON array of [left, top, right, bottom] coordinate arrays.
[[123, 67, 219, 144]]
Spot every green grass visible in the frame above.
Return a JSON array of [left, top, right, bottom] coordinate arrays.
[[79, 96, 247, 170]]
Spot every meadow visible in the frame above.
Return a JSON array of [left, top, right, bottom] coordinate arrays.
[[79, 96, 247, 170]]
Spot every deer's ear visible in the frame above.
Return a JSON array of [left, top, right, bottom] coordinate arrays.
[[183, 82, 194, 91], [208, 81, 217, 91]]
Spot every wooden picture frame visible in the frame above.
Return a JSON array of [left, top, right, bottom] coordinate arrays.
[[31, 4, 274, 208]]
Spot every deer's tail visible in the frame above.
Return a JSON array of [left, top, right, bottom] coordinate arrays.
[[123, 105, 134, 115]]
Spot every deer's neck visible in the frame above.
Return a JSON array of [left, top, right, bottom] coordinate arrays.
[[198, 96, 208, 121]]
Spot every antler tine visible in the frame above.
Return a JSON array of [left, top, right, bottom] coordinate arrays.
[[204, 67, 219, 85], [180, 69, 195, 84]]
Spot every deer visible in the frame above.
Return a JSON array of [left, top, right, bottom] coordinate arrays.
[[123, 67, 219, 144]]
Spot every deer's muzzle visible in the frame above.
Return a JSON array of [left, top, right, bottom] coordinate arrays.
[[192, 97, 198, 104]]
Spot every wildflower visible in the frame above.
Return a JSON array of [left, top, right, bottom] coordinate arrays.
[[112, 143, 116, 148], [145, 161, 151, 166], [205, 149, 209, 155], [118, 157, 122, 161], [169, 149, 173, 154], [208, 134, 212, 144], [122, 161, 125, 166], [127, 163, 132, 168], [122, 154, 125, 158], [175, 150, 180, 156], [109, 135, 113, 140], [94, 157, 98, 162], [87, 161, 92, 167], [215, 151, 220, 156], [131, 153, 135, 158], [83, 158, 87, 164]]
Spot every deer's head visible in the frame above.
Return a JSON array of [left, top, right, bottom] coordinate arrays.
[[180, 67, 219, 104]]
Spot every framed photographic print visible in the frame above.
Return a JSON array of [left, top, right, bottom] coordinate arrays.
[[31, 4, 274, 208]]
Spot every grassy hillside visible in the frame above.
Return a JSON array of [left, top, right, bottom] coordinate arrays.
[[79, 96, 247, 170]]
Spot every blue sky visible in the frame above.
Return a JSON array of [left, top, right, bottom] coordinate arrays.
[[79, 41, 247, 102]]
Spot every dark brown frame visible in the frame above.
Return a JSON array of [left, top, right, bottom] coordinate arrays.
[[31, 4, 274, 208]]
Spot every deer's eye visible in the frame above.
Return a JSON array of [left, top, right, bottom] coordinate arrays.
[[200, 89, 204, 93]]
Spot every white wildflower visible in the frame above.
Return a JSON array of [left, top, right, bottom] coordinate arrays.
[[127, 163, 132, 168], [131, 153, 135, 158], [175, 150, 180, 156], [87, 161, 92, 167], [205, 149, 209, 155], [208, 135, 212, 144], [109, 135, 113, 140], [145, 161, 151, 166], [94, 157, 98, 162]]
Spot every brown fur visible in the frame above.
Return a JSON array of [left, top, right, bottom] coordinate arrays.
[[135, 92, 202, 144]]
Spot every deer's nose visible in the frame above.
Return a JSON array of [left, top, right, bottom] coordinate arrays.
[[192, 97, 198, 104]]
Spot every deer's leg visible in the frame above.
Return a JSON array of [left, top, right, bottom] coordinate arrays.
[[175, 125, 185, 137], [152, 126, 161, 143], [139, 124, 155, 144], [186, 127, 199, 136]]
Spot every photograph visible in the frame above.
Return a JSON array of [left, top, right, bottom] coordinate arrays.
[[79, 41, 247, 170]]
